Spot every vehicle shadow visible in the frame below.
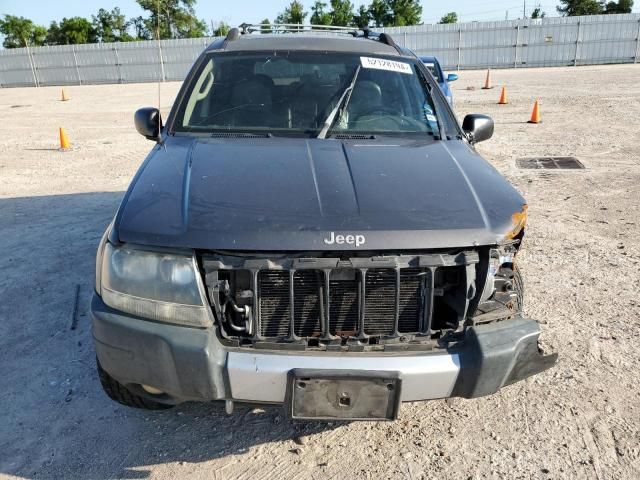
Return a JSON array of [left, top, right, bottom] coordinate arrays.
[[0, 192, 339, 479]]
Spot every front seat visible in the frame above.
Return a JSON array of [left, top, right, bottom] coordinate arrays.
[[348, 80, 383, 119]]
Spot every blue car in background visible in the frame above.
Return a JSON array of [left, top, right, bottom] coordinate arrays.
[[419, 56, 458, 105]]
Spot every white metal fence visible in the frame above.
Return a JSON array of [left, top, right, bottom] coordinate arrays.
[[0, 37, 216, 87], [380, 13, 640, 70], [1, 13, 638, 88]]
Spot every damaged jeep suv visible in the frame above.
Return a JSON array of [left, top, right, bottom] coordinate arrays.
[[92, 26, 556, 420]]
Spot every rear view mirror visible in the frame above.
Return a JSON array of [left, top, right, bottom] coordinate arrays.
[[134, 107, 162, 141], [447, 73, 459, 82], [462, 114, 494, 144]]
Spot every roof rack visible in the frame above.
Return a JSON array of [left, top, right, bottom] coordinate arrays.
[[237, 23, 355, 34], [227, 23, 397, 48]]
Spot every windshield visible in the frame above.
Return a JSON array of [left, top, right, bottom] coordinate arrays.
[[173, 51, 441, 138]]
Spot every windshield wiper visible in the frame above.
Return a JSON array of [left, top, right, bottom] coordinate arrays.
[[317, 65, 361, 139], [210, 132, 272, 138]]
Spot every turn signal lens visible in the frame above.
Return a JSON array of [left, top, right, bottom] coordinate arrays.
[[506, 205, 528, 239]]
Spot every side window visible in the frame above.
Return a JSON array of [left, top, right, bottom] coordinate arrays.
[[407, 67, 439, 132], [425, 64, 441, 82]]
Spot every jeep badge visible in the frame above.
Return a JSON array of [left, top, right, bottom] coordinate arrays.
[[324, 232, 366, 247]]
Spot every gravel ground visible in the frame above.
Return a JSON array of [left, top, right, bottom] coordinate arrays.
[[1, 64, 639, 480]]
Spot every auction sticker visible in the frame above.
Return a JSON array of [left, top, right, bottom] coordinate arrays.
[[360, 57, 413, 74]]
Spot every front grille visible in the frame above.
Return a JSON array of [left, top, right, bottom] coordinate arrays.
[[204, 251, 478, 347], [398, 269, 426, 333], [364, 269, 397, 335], [329, 270, 359, 336], [293, 271, 322, 337], [258, 271, 290, 337], [256, 267, 433, 339]]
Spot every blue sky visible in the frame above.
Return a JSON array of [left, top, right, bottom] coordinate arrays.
[[5, 0, 634, 29]]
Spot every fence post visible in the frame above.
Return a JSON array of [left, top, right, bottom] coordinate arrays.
[[635, 19, 640, 64], [514, 24, 520, 68], [71, 45, 82, 85], [25, 44, 39, 87], [457, 29, 462, 71], [574, 20, 582, 66], [113, 44, 122, 83]]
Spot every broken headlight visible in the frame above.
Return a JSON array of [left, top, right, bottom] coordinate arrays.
[[479, 246, 517, 303], [99, 243, 211, 327]]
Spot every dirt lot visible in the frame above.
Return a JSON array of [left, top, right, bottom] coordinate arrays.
[[1, 64, 639, 479]]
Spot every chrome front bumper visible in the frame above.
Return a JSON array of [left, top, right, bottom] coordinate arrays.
[[227, 351, 461, 403], [91, 294, 557, 405]]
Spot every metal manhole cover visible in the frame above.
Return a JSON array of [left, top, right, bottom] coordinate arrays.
[[517, 157, 584, 170]]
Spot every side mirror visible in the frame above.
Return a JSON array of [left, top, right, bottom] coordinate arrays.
[[462, 114, 494, 144], [134, 107, 162, 141], [447, 73, 459, 82]]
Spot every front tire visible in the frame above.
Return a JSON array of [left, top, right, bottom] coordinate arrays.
[[513, 267, 524, 312], [97, 360, 173, 410]]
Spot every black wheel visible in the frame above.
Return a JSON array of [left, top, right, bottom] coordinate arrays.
[[97, 360, 173, 410], [512, 267, 524, 312]]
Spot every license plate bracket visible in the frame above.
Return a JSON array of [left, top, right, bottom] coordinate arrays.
[[286, 369, 402, 421]]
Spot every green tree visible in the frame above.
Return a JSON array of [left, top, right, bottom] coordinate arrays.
[[310, 1, 332, 25], [130, 16, 152, 40], [368, 0, 392, 26], [388, 0, 422, 26], [439, 12, 458, 24], [557, 0, 603, 15], [213, 21, 230, 36], [136, 0, 208, 39], [46, 21, 61, 44], [603, 0, 634, 13], [47, 17, 97, 45], [260, 18, 272, 33], [353, 5, 371, 28], [92, 8, 133, 42], [275, 1, 308, 25], [32, 25, 48, 45], [330, 0, 355, 26], [531, 7, 546, 18], [367, 0, 422, 27], [0, 15, 47, 48]]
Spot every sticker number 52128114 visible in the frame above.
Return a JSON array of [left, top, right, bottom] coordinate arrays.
[[360, 56, 413, 75]]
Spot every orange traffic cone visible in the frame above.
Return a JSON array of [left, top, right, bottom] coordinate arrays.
[[528, 100, 541, 124], [59, 127, 71, 150], [498, 87, 508, 104], [61, 89, 69, 101], [482, 69, 493, 89]]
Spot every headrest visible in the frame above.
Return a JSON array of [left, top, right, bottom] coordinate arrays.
[[349, 80, 382, 110]]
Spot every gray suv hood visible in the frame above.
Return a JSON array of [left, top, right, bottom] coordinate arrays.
[[115, 136, 525, 251]]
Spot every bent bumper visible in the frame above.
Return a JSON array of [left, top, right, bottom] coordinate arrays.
[[91, 294, 556, 404]]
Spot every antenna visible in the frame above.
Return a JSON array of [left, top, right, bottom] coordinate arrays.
[[156, 0, 164, 144]]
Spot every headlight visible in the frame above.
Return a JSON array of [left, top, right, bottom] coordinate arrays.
[[99, 243, 211, 327], [95, 225, 111, 296], [479, 247, 516, 303]]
